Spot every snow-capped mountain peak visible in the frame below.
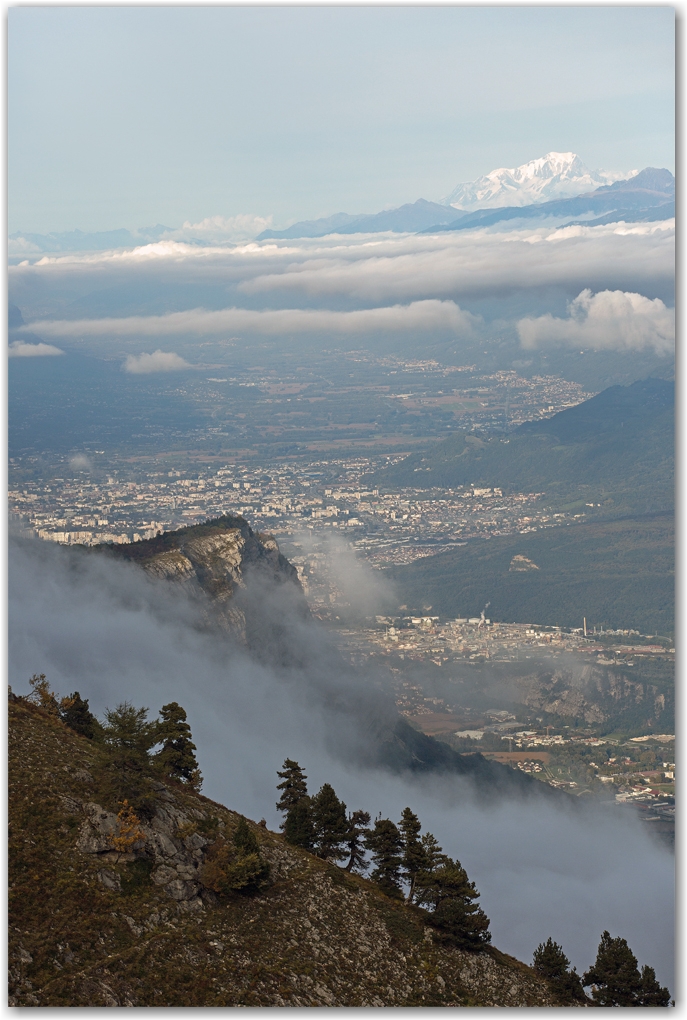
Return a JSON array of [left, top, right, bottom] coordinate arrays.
[[443, 152, 636, 211]]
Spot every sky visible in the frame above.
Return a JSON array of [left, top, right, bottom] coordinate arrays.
[[8, 6, 675, 234]]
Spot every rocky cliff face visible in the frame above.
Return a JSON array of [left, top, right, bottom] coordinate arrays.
[[9, 699, 555, 1007], [99, 515, 305, 640]]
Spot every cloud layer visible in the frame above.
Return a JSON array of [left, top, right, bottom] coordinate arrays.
[[171, 213, 273, 243], [9, 218, 674, 359], [123, 349, 192, 373], [27, 300, 478, 340], [517, 288, 675, 354], [9, 340, 64, 357]]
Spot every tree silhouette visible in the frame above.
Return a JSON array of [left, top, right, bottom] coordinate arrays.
[[399, 807, 426, 903], [420, 831, 445, 871], [415, 858, 491, 950], [532, 938, 586, 1004], [283, 797, 315, 851], [60, 691, 103, 741], [639, 965, 671, 1007], [344, 810, 371, 873], [365, 817, 403, 897], [276, 759, 309, 819], [154, 702, 202, 788], [311, 783, 348, 862], [583, 930, 670, 1006], [100, 702, 157, 815]]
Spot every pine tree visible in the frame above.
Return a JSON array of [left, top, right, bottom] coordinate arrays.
[[100, 702, 157, 815], [233, 815, 260, 856], [344, 810, 371, 873], [276, 759, 309, 820], [582, 931, 644, 1006], [415, 858, 491, 950], [283, 797, 315, 851], [311, 783, 348, 862], [639, 965, 671, 1007], [420, 831, 445, 872], [532, 938, 587, 1004], [154, 702, 202, 788], [399, 807, 426, 903], [59, 691, 103, 740], [365, 817, 403, 897]]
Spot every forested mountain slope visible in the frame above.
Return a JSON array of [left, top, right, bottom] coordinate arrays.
[[374, 379, 673, 515]]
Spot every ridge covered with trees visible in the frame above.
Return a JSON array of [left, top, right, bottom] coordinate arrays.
[[8, 676, 671, 1006]]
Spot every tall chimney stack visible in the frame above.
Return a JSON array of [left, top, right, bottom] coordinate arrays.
[[583, 617, 587, 638]]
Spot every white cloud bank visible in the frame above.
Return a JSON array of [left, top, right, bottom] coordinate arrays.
[[8, 340, 64, 357], [123, 350, 192, 374], [171, 213, 273, 243], [27, 300, 478, 340], [517, 289, 675, 355]]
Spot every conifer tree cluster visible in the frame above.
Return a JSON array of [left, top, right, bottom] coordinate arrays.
[[532, 932, 671, 1007], [19, 676, 203, 813], [275, 760, 491, 950]]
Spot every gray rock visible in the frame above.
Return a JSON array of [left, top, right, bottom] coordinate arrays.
[[151, 865, 177, 886], [97, 869, 122, 892], [60, 796, 83, 814], [148, 829, 180, 859], [122, 915, 143, 936], [174, 863, 198, 880], [165, 877, 200, 902], [184, 831, 208, 850]]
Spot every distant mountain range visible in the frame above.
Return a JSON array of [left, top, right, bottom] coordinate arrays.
[[442, 151, 632, 210], [257, 200, 459, 239], [9, 155, 674, 253], [8, 224, 172, 255], [427, 167, 674, 234], [257, 166, 673, 241]]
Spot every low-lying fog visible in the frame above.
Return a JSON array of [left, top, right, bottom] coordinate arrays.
[[9, 535, 674, 990]]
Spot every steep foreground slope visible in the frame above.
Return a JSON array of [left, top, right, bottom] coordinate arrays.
[[8, 699, 554, 1007]]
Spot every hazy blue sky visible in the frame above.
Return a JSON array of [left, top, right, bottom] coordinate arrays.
[[9, 6, 674, 234]]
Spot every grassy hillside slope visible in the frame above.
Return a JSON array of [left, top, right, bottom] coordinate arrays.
[[8, 699, 553, 1007], [390, 513, 674, 636]]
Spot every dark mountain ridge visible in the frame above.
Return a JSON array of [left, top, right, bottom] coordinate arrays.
[[373, 378, 674, 510], [378, 379, 674, 635]]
